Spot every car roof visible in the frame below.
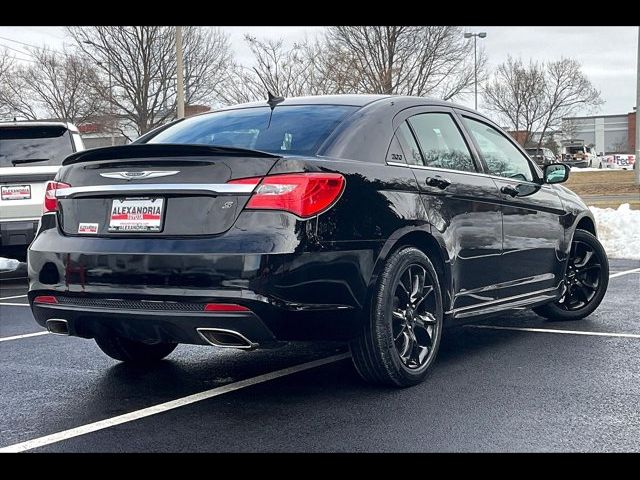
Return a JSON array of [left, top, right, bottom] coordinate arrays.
[[211, 94, 474, 112], [0, 120, 79, 132]]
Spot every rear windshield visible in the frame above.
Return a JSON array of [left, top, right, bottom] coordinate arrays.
[[567, 146, 585, 154], [0, 125, 74, 167], [145, 105, 359, 156]]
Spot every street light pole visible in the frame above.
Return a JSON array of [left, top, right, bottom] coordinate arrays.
[[176, 26, 185, 119], [464, 31, 487, 111]]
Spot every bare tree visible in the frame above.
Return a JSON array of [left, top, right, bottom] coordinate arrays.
[[0, 48, 15, 119], [0, 49, 38, 121], [67, 26, 233, 138], [484, 57, 546, 146], [217, 35, 323, 105], [0, 48, 104, 124], [484, 57, 603, 151], [535, 58, 603, 150], [610, 138, 628, 154], [320, 26, 485, 100]]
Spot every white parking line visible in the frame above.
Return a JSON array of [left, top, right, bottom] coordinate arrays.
[[0, 302, 30, 307], [0, 331, 49, 343], [0, 294, 27, 301], [609, 267, 640, 279], [0, 352, 351, 453], [466, 324, 640, 339]]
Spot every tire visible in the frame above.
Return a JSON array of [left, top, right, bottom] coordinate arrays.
[[350, 247, 443, 387], [533, 229, 609, 321], [95, 335, 177, 363]]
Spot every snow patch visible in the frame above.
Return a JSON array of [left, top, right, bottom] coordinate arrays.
[[0, 257, 21, 272], [589, 203, 640, 260]]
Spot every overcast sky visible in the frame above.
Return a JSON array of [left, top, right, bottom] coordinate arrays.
[[0, 26, 637, 116]]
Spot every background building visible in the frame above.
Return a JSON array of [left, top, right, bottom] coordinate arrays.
[[562, 110, 636, 155]]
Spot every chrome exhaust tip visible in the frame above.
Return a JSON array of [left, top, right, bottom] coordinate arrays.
[[46, 319, 69, 335], [196, 328, 257, 350]]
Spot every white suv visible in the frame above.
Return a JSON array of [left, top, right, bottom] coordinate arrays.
[[0, 121, 85, 247]]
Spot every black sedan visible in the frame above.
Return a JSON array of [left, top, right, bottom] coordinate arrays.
[[28, 95, 609, 387]]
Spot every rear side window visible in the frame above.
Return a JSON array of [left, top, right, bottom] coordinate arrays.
[[395, 122, 423, 165], [407, 113, 476, 172], [0, 125, 73, 167], [146, 105, 359, 156]]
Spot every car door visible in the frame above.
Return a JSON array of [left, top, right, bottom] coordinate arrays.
[[458, 112, 567, 300], [390, 107, 503, 312]]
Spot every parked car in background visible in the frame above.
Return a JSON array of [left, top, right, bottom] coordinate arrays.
[[28, 95, 609, 387], [561, 140, 598, 168], [1, 122, 85, 247], [600, 154, 636, 170], [525, 147, 556, 167]]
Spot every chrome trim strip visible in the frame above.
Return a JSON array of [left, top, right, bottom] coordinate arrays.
[[196, 328, 256, 350], [386, 161, 551, 188], [446, 286, 559, 315], [56, 183, 256, 198]]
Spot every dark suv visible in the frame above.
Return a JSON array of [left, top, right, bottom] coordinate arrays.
[[525, 147, 556, 167], [28, 95, 609, 387]]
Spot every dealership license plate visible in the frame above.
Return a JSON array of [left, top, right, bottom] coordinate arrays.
[[1, 184, 31, 200], [109, 197, 164, 232]]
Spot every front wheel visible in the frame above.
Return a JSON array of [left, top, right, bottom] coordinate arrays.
[[350, 247, 443, 387], [95, 335, 177, 363], [534, 229, 609, 321]]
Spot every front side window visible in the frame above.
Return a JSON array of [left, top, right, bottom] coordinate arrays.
[[463, 117, 534, 181], [146, 105, 358, 156], [407, 113, 476, 172]]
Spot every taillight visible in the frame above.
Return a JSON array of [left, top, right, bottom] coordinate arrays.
[[229, 173, 345, 218], [44, 181, 71, 213]]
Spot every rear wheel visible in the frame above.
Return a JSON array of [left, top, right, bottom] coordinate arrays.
[[95, 335, 177, 363], [534, 229, 609, 321], [350, 247, 443, 387]]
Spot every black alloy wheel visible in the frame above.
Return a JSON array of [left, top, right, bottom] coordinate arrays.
[[350, 247, 443, 387], [391, 264, 439, 370], [534, 229, 609, 321]]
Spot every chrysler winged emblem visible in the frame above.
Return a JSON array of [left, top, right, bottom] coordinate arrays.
[[100, 170, 180, 180]]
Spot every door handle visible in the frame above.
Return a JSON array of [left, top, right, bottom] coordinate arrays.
[[426, 176, 451, 190], [500, 185, 519, 197]]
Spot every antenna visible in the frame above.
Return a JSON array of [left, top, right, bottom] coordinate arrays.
[[265, 91, 284, 129]]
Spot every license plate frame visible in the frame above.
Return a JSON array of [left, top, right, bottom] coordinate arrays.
[[108, 197, 165, 233], [1, 184, 31, 201]]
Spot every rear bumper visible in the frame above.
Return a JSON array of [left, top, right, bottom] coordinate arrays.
[[31, 299, 278, 347], [0, 219, 38, 246], [28, 213, 381, 343]]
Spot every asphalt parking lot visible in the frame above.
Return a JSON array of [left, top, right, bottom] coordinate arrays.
[[1, 259, 639, 453]]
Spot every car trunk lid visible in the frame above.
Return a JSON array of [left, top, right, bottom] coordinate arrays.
[[56, 144, 281, 237]]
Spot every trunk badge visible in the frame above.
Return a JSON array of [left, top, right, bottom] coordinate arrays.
[[100, 171, 180, 180]]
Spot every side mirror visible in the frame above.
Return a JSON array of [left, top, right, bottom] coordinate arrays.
[[544, 163, 570, 184]]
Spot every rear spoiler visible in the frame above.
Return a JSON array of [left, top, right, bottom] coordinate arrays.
[[62, 144, 281, 166]]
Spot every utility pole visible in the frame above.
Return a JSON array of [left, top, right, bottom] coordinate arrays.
[[176, 26, 185, 119], [464, 31, 487, 111], [636, 26, 639, 184], [83, 40, 115, 146]]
